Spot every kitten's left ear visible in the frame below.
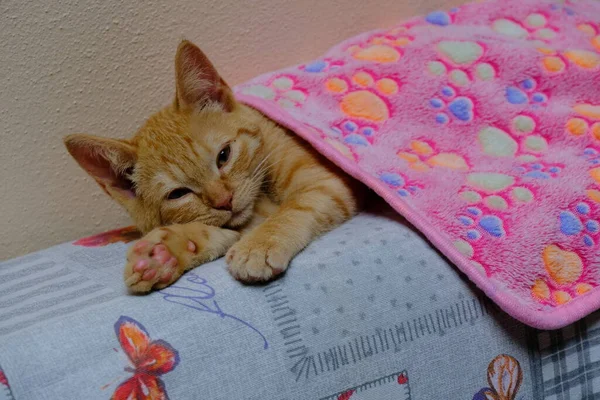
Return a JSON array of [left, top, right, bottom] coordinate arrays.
[[174, 40, 236, 112]]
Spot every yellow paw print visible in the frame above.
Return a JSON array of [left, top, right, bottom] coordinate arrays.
[[531, 245, 593, 306], [427, 41, 495, 86], [325, 71, 399, 123], [240, 76, 307, 109], [397, 140, 469, 172], [348, 32, 412, 63]]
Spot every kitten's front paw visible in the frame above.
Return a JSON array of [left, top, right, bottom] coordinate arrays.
[[124, 228, 195, 293], [226, 236, 292, 282]]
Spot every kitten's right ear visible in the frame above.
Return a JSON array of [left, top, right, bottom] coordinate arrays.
[[63, 134, 137, 201], [174, 40, 235, 112]]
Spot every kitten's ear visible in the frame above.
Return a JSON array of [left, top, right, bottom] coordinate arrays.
[[63, 134, 137, 201], [174, 40, 236, 112]]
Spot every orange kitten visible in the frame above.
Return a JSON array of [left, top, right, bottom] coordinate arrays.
[[64, 40, 364, 292]]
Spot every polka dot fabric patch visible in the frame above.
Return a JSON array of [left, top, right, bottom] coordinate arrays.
[[236, 0, 600, 329]]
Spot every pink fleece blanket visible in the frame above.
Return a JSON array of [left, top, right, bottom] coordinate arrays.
[[235, 0, 600, 329]]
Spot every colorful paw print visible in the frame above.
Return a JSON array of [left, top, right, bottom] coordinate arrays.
[[577, 21, 600, 55], [582, 148, 600, 204], [565, 104, 600, 140], [424, 9, 457, 27], [476, 117, 548, 159], [300, 58, 344, 73], [379, 172, 419, 197], [239, 76, 307, 109], [428, 41, 496, 84], [331, 120, 377, 147], [397, 139, 469, 172], [538, 48, 600, 74], [505, 77, 548, 108], [429, 86, 474, 124], [453, 239, 487, 277], [515, 162, 562, 179], [537, 20, 600, 73], [457, 206, 506, 241], [325, 71, 398, 146], [492, 13, 558, 42], [510, 114, 548, 154], [559, 202, 599, 247], [347, 34, 412, 63], [460, 172, 534, 211], [550, 2, 577, 16], [532, 245, 593, 306]]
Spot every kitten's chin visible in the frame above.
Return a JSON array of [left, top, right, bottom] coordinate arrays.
[[225, 205, 253, 229]]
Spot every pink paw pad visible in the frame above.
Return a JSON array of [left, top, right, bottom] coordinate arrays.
[[130, 240, 179, 283]]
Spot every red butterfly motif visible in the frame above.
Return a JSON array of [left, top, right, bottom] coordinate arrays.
[[112, 316, 180, 400]]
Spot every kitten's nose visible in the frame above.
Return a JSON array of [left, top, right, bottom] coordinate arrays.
[[211, 192, 233, 211]]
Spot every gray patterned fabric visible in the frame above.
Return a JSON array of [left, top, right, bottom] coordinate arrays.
[[0, 200, 595, 399]]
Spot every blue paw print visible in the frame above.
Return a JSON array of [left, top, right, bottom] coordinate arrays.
[[331, 120, 376, 146], [515, 162, 562, 179], [430, 86, 474, 123], [425, 7, 460, 26], [302, 59, 343, 73], [458, 207, 506, 240], [380, 172, 419, 197], [582, 148, 600, 165], [559, 202, 598, 247], [550, 3, 575, 16], [505, 78, 548, 108]]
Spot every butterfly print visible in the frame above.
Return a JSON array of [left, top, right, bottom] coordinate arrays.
[[112, 316, 180, 400]]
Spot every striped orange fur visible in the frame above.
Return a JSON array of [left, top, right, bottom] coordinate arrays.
[[64, 40, 364, 292]]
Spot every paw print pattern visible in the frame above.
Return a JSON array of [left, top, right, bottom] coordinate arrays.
[[478, 122, 548, 158], [424, 9, 457, 27], [505, 77, 549, 108], [429, 86, 474, 124], [379, 171, 420, 197], [300, 58, 344, 73], [325, 71, 399, 146], [550, 2, 577, 16], [539, 48, 600, 74], [515, 162, 562, 180], [566, 104, 600, 140], [559, 202, 599, 247], [453, 239, 487, 276], [577, 22, 600, 55], [239, 76, 307, 109], [457, 206, 506, 241], [493, 13, 558, 42], [397, 139, 469, 172], [348, 32, 413, 63], [459, 172, 535, 212], [331, 120, 377, 147], [537, 20, 600, 73], [532, 245, 593, 306], [428, 40, 496, 84], [582, 148, 600, 204]]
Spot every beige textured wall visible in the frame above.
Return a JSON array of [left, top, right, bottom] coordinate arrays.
[[0, 0, 466, 260]]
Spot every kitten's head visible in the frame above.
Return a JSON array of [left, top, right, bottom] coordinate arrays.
[[64, 41, 266, 233]]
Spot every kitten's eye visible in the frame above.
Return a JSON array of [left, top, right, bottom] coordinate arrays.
[[167, 187, 193, 200], [217, 144, 231, 168]]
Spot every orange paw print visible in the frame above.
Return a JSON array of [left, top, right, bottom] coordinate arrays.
[[539, 48, 600, 74], [582, 148, 600, 204], [397, 140, 469, 172], [347, 33, 412, 63], [531, 244, 593, 306], [325, 71, 399, 123], [566, 104, 600, 140]]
